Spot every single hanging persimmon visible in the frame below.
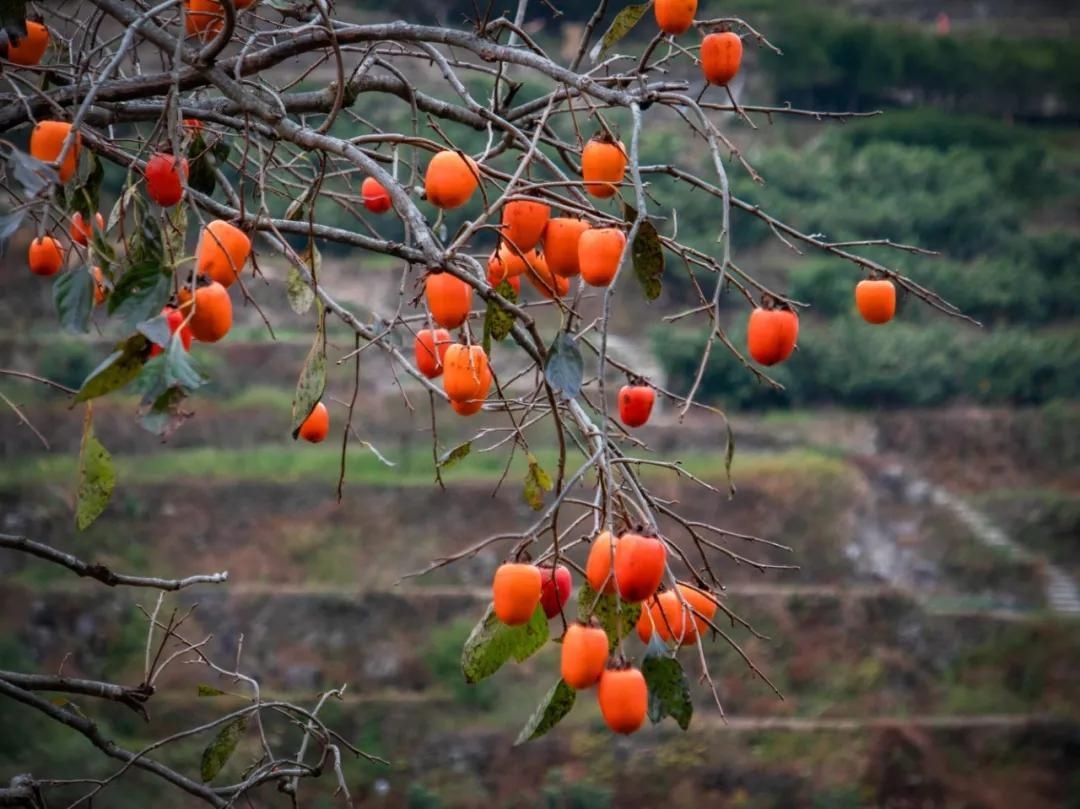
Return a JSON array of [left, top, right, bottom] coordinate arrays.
[[561, 623, 609, 689], [501, 198, 550, 252], [637, 584, 717, 645], [69, 212, 105, 246], [543, 218, 590, 277], [581, 135, 627, 199], [579, 227, 626, 287], [185, 0, 224, 40], [361, 177, 392, 213], [618, 383, 655, 428], [298, 402, 330, 443], [486, 255, 522, 294], [855, 278, 897, 324], [487, 244, 530, 281], [655, 0, 697, 36], [524, 252, 569, 299], [149, 307, 194, 358], [177, 280, 232, 343], [613, 532, 666, 603], [442, 344, 491, 404], [27, 236, 63, 276], [597, 666, 648, 734], [414, 328, 451, 379], [492, 562, 542, 625], [196, 220, 251, 288], [30, 121, 80, 183], [92, 267, 108, 306], [747, 305, 799, 366], [425, 272, 473, 329], [5, 20, 49, 66], [585, 531, 617, 594], [144, 153, 189, 207], [539, 564, 573, 619], [701, 31, 743, 86], [424, 150, 479, 209]]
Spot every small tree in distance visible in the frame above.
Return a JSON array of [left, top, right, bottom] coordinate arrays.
[[0, 0, 974, 804]]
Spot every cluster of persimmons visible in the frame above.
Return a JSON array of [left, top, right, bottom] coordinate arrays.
[[491, 528, 718, 734]]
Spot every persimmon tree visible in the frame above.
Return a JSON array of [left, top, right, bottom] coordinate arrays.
[[0, 0, 973, 804]]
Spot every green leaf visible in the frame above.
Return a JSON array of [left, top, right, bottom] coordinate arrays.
[[523, 452, 553, 511], [514, 680, 576, 746], [136, 312, 172, 348], [200, 716, 246, 783], [577, 582, 642, 652], [631, 220, 664, 301], [590, 2, 651, 62], [544, 331, 584, 399], [138, 385, 193, 439], [75, 411, 114, 531], [197, 684, 228, 697], [0, 5, 29, 39], [482, 279, 517, 354], [108, 259, 171, 327], [53, 268, 95, 334], [438, 441, 471, 470], [286, 267, 314, 315], [188, 135, 216, 196], [290, 310, 327, 439], [723, 418, 736, 499], [74, 335, 149, 403], [461, 604, 549, 684], [67, 153, 104, 218], [642, 652, 693, 730], [163, 333, 205, 390]]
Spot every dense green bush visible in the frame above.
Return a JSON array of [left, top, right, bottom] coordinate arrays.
[[654, 319, 1080, 410]]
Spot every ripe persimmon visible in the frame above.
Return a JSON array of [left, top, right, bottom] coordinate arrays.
[[747, 306, 798, 366], [543, 218, 589, 277], [196, 220, 251, 288], [424, 150, 479, 209], [30, 121, 80, 183], [855, 279, 896, 324], [27, 236, 63, 276], [185, 0, 224, 40], [414, 328, 451, 378], [149, 307, 194, 357], [69, 212, 105, 246], [487, 244, 529, 281], [637, 584, 717, 645], [597, 667, 648, 734], [450, 398, 485, 417], [578, 227, 625, 287], [539, 564, 572, 619], [486, 253, 523, 294], [361, 177, 392, 213], [177, 280, 232, 343], [144, 153, 189, 207], [701, 31, 743, 86], [425, 271, 473, 329], [561, 623, 609, 689], [655, 0, 697, 36], [614, 532, 666, 603], [524, 252, 569, 299], [585, 531, 616, 594], [501, 198, 550, 252], [492, 562, 542, 625], [92, 267, 107, 306], [581, 136, 627, 199], [618, 384, 655, 428], [298, 402, 330, 443], [442, 343, 491, 404], [6, 20, 49, 66]]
